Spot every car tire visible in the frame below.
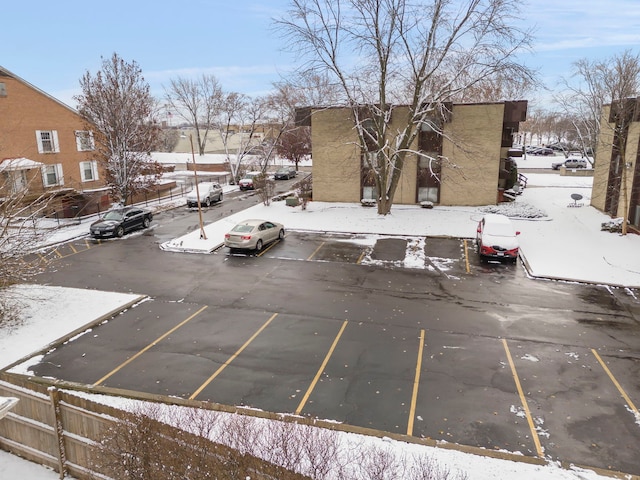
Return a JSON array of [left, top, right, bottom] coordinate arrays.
[[218, 193, 223, 202], [116, 226, 125, 238], [279, 229, 285, 240], [255, 239, 263, 251], [143, 217, 150, 228], [204, 198, 211, 207]]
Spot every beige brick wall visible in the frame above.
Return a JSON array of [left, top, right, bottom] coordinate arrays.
[[440, 103, 504, 206], [591, 106, 614, 212], [591, 104, 640, 218], [310, 103, 507, 206], [311, 108, 362, 202], [623, 121, 640, 219]]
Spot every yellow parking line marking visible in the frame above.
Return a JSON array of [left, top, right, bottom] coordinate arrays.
[[307, 241, 325, 261], [36, 252, 49, 264], [356, 250, 366, 264], [69, 244, 78, 254], [407, 329, 425, 436], [190, 313, 278, 400], [256, 239, 280, 257], [84, 239, 92, 248], [54, 249, 63, 258], [93, 306, 208, 387], [592, 349, 639, 413], [502, 339, 543, 457], [463, 239, 471, 273], [296, 320, 348, 415]]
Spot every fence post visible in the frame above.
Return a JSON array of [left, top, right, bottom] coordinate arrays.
[[48, 386, 68, 479]]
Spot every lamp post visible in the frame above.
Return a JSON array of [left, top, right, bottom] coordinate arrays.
[[190, 135, 207, 240]]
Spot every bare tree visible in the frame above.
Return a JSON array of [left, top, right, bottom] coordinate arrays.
[[215, 92, 269, 181], [0, 182, 53, 326], [277, 126, 311, 169], [278, 0, 534, 215], [75, 53, 162, 206], [164, 75, 222, 155]]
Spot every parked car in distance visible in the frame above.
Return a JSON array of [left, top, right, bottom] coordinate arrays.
[[224, 219, 285, 251], [90, 206, 153, 238], [274, 166, 296, 180], [186, 182, 223, 208], [238, 172, 263, 191], [529, 146, 554, 156], [551, 157, 588, 170], [476, 213, 520, 262]]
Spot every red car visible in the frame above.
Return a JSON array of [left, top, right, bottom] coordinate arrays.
[[476, 214, 520, 262]]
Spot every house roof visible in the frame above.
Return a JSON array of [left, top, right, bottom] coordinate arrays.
[[0, 65, 80, 114]]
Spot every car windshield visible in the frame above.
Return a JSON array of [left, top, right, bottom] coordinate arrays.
[[485, 222, 515, 236], [277, 168, 288, 173], [231, 224, 254, 233], [103, 210, 124, 221]]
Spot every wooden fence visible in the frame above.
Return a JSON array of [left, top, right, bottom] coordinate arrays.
[[0, 373, 311, 479]]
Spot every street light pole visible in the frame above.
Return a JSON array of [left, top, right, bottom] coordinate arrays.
[[190, 135, 207, 240]]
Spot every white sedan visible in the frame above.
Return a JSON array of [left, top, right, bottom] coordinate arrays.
[[224, 219, 285, 251]]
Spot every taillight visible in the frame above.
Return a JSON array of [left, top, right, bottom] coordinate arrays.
[[241, 235, 252, 240], [224, 233, 230, 239]]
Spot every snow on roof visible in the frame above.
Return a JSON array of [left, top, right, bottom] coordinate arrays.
[[151, 152, 258, 165], [0, 157, 43, 171]]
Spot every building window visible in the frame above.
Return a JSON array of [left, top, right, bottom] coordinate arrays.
[[42, 164, 64, 187], [80, 161, 99, 182], [36, 130, 60, 153], [0, 82, 6, 97], [75, 131, 95, 151], [417, 154, 440, 203], [361, 152, 378, 201]]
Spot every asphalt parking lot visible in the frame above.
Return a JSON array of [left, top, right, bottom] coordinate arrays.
[[25, 226, 640, 477]]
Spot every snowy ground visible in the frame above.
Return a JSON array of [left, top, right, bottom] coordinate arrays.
[[1, 160, 638, 479]]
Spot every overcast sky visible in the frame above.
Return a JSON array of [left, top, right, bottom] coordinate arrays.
[[2, 0, 640, 109]]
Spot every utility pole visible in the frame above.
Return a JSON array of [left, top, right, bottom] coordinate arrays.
[[190, 135, 207, 240]]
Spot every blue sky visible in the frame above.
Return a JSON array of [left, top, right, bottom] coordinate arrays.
[[2, 0, 640, 110]]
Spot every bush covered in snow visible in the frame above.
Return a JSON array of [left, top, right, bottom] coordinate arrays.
[[478, 202, 547, 219], [601, 218, 623, 233]]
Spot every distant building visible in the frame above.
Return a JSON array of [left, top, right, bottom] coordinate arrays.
[[591, 99, 640, 233], [0, 66, 108, 217], [297, 101, 527, 206]]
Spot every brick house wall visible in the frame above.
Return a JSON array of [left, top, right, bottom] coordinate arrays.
[[0, 67, 107, 216]]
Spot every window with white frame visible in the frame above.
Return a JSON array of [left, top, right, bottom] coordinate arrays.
[[35, 130, 60, 153], [42, 164, 64, 187], [75, 131, 95, 151], [80, 161, 99, 182]]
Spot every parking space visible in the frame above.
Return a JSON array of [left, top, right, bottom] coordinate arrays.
[[412, 333, 537, 454], [26, 237, 97, 265], [23, 224, 640, 476], [239, 231, 476, 278], [506, 341, 640, 474], [25, 293, 640, 474]]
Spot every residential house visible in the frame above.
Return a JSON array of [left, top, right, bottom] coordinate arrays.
[[299, 101, 527, 206], [591, 99, 640, 233], [0, 66, 108, 218]]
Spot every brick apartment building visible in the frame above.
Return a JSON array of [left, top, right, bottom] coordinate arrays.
[[591, 99, 640, 233], [0, 66, 108, 217], [299, 101, 527, 206]]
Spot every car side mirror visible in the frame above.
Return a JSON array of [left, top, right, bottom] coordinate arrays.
[[516, 231, 521, 236]]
